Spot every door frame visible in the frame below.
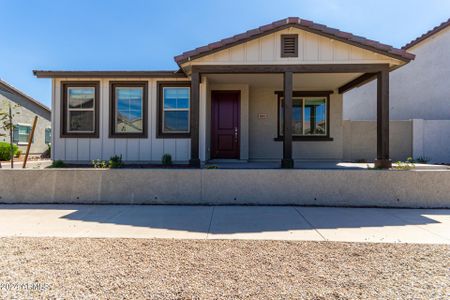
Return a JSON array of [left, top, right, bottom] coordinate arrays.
[[210, 90, 241, 159]]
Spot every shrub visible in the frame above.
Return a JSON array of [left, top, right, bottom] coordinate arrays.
[[14, 149, 22, 158], [92, 159, 109, 168], [206, 165, 219, 169], [0, 142, 18, 161], [393, 159, 415, 170], [49, 160, 65, 168], [161, 153, 172, 165], [109, 154, 123, 168]]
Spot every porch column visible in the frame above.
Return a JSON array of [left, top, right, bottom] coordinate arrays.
[[189, 71, 201, 167], [281, 71, 294, 168], [374, 69, 391, 168]]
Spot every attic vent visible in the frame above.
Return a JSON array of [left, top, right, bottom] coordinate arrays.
[[281, 34, 298, 57]]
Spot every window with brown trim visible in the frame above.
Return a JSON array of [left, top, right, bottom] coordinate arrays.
[[109, 81, 148, 138], [61, 81, 100, 138], [275, 91, 333, 141], [281, 34, 298, 58], [157, 81, 191, 138]]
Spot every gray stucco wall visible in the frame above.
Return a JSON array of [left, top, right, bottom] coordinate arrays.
[[344, 26, 450, 121], [0, 95, 51, 155], [249, 88, 344, 160], [0, 169, 448, 208]]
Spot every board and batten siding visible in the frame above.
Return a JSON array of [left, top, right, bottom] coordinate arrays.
[[52, 78, 193, 163], [183, 27, 402, 67]]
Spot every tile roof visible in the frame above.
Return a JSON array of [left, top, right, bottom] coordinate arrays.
[[174, 17, 415, 65], [402, 18, 450, 49]]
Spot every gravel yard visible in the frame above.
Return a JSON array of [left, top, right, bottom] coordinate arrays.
[[0, 238, 448, 299]]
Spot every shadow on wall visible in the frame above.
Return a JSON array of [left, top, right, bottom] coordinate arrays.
[[0, 204, 447, 234]]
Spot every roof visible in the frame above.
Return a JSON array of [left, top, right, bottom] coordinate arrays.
[[174, 17, 415, 65], [402, 18, 450, 49], [33, 70, 186, 78], [0, 79, 50, 120]]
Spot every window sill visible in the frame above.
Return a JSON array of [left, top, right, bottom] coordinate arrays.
[[274, 136, 334, 142], [17, 142, 29, 146]]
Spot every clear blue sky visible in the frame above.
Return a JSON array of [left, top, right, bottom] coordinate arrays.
[[1, 0, 449, 107]]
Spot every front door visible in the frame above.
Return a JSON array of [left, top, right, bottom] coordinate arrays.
[[211, 91, 240, 159]]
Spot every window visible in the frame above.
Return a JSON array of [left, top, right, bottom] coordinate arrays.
[[110, 82, 147, 138], [61, 81, 99, 138], [277, 91, 331, 140], [281, 34, 298, 57], [45, 128, 51, 144], [13, 124, 32, 144], [157, 82, 191, 138]]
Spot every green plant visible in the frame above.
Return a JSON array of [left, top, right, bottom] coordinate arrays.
[[49, 160, 65, 168], [0, 100, 20, 167], [161, 153, 172, 165], [393, 159, 415, 170], [92, 159, 109, 168], [109, 154, 123, 168], [206, 165, 219, 169], [0, 142, 18, 161], [415, 156, 431, 164], [14, 149, 22, 158]]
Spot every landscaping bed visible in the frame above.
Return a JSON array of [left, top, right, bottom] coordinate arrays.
[[0, 238, 448, 299]]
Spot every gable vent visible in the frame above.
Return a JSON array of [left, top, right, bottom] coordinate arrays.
[[281, 34, 298, 57]]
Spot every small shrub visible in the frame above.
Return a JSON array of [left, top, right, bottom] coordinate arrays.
[[109, 154, 123, 168], [206, 165, 219, 169], [92, 159, 109, 168], [49, 160, 65, 168], [393, 159, 415, 170], [14, 149, 22, 158], [0, 142, 18, 161], [161, 153, 172, 165], [415, 156, 431, 164]]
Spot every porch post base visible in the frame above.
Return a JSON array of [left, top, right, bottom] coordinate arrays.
[[281, 158, 294, 169], [374, 159, 392, 169], [189, 158, 201, 168]]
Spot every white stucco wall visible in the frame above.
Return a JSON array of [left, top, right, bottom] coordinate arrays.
[[412, 119, 450, 163], [344, 26, 450, 120]]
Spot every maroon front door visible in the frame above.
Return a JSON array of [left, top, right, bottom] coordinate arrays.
[[211, 91, 240, 159]]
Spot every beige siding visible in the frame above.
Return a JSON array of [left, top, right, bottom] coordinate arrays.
[[184, 28, 402, 67]]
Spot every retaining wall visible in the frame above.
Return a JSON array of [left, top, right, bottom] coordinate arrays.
[[0, 169, 449, 208]]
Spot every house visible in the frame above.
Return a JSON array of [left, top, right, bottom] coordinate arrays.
[[344, 19, 450, 163], [34, 17, 415, 168], [0, 79, 51, 155]]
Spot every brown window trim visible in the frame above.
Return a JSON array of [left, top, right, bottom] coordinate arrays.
[[109, 81, 148, 138], [61, 81, 100, 138], [156, 81, 191, 139], [281, 34, 298, 58], [274, 90, 333, 142]]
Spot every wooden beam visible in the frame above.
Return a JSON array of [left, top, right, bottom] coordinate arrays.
[[189, 71, 201, 167], [281, 71, 294, 169], [338, 73, 377, 94], [192, 64, 390, 74], [374, 70, 391, 169]]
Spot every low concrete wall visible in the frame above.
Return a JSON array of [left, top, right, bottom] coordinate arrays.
[[343, 120, 412, 162], [0, 169, 449, 208]]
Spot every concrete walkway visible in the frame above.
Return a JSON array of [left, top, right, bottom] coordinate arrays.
[[0, 205, 449, 244]]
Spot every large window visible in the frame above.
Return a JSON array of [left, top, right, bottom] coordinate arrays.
[[110, 82, 147, 138], [13, 124, 32, 145], [62, 82, 99, 137], [277, 92, 330, 139], [157, 82, 190, 138]]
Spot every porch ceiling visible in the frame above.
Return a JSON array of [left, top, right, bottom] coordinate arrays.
[[205, 73, 363, 91]]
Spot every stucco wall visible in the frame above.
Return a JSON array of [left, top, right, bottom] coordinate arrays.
[[0, 169, 449, 208], [249, 88, 344, 160], [412, 119, 450, 163], [0, 95, 51, 154], [343, 120, 412, 162], [344, 26, 450, 121]]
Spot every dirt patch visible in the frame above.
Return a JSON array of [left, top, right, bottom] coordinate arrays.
[[0, 238, 448, 299]]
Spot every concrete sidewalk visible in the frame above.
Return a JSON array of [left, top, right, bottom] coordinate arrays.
[[0, 205, 449, 244]]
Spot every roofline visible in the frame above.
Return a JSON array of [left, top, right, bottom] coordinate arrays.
[[0, 79, 50, 113], [174, 17, 415, 66], [402, 18, 450, 50], [33, 70, 187, 78]]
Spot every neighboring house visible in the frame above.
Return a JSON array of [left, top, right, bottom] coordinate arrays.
[[344, 19, 450, 163], [34, 17, 415, 168], [0, 79, 51, 155]]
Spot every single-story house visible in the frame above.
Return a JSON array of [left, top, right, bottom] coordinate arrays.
[[0, 79, 51, 155], [34, 17, 415, 168], [344, 19, 450, 163]]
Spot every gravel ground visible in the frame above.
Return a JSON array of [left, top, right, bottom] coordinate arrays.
[[0, 238, 448, 299]]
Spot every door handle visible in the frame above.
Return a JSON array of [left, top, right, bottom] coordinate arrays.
[[234, 127, 238, 141]]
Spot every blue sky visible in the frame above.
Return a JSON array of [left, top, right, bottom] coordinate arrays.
[[1, 0, 450, 107]]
